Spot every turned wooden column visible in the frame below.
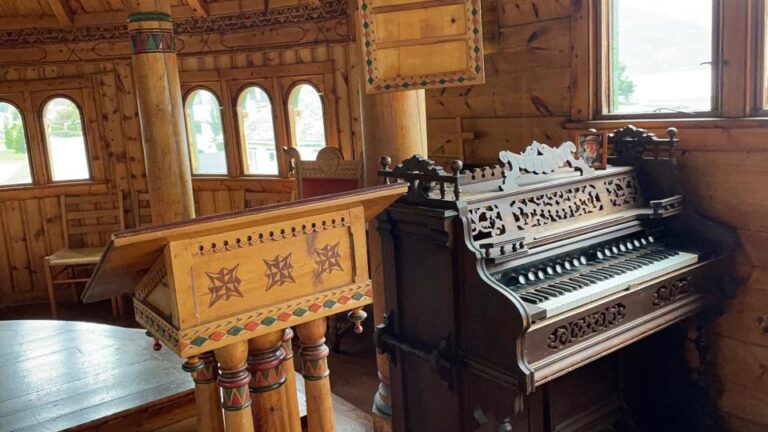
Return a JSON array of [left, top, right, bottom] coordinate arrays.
[[126, 0, 194, 225], [183, 353, 225, 432], [296, 318, 334, 432], [281, 328, 302, 431], [247, 332, 291, 431], [362, 91, 429, 432], [216, 341, 255, 432]]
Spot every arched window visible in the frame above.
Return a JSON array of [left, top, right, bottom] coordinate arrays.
[[0, 101, 32, 186], [287, 84, 326, 161], [236, 86, 278, 175], [184, 89, 227, 175], [42, 97, 90, 182]]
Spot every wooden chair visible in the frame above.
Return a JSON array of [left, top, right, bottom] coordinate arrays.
[[131, 190, 153, 227], [285, 146, 365, 352], [284, 146, 363, 199], [44, 191, 125, 319]]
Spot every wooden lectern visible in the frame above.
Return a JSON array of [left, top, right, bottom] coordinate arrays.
[[82, 183, 406, 432]]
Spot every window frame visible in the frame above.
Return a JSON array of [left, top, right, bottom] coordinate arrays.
[[284, 80, 330, 161], [39, 94, 93, 183], [0, 98, 34, 187], [595, 0, 723, 119], [753, 0, 768, 115], [233, 83, 282, 177], [182, 86, 230, 177]]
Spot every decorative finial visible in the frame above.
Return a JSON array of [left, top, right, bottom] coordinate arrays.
[[666, 127, 678, 139], [380, 156, 392, 170], [449, 159, 463, 175], [153, 337, 162, 351], [347, 308, 367, 334]]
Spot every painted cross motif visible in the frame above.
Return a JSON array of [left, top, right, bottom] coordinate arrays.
[[314, 242, 343, 277], [206, 264, 243, 307], [264, 253, 295, 291]]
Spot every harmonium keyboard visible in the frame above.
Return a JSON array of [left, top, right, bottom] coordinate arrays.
[[373, 126, 738, 432]]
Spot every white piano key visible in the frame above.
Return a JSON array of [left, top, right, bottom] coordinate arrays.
[[532, 251, 698, 318]]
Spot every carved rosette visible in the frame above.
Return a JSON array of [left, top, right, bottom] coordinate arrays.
[[219, 366, 253, 411], [547, 303, 627, 350], [509, 185, 603, 231], [468, 204, 507, 241], [652, 277, 692, 307], [248, 346, 287, 393]]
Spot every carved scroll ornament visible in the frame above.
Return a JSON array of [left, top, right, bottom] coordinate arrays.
[[547, 303, 626, 350], [498, 141, 594, 191]]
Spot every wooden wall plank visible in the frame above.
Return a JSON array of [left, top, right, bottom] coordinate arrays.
[[498, 0, 570, 27], [1, 201, 32, 296]]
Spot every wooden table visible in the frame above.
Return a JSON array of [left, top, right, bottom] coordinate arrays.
[[0, 320, 195, 432]]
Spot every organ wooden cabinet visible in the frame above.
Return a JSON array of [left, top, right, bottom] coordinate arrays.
[[82, 184, 406, 432]]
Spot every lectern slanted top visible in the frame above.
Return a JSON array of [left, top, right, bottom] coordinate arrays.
[[82, 183, 407, 358]]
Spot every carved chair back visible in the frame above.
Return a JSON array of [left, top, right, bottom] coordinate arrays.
[[285, 146, 363, 199]]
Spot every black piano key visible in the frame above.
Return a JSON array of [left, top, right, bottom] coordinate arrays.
[[537, 287, 563, 297], [578, 273, 602, 283], [524, 291, 548, 301], [551, 282, 575, 292], [571, 276, 594, 285], [558, 281, 581, 290], [585, 271, 611, 280], [520, 294, 540, 304], [545, 285, 569, 295], [594, 268, 621, 277]]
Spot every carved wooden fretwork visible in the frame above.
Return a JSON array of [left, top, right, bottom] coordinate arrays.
[[652, 277, 692, 307], [498, 141, 594, 191], [509, 185, 603, 231], [468, 204, 506, 241], [379, 155, 464, 201], [608, 125, 678, 164], [603, 176, 640, 208], [191, 218, 350, 256], [547, 303, 627, 350], [0, 0, 347, 47]]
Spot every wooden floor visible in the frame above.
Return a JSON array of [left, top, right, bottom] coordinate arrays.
[[0, 303, 377, 431]]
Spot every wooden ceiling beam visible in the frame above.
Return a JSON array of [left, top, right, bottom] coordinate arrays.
[[46, 0, 75, 26], [186, 0, 210, 17]]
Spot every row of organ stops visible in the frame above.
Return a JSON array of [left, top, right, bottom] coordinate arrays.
[[508, 235, 657, 287]]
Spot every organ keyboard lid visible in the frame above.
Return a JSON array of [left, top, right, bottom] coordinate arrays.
[[80, 183, 406, 357]]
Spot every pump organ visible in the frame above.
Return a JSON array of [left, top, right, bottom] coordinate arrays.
[[374, 126, 738, 431]]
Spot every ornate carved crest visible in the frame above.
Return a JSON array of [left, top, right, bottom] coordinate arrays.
[[608, 125, 678, 165], [379, 155, 463, 201], [498, 141, 594, 191]]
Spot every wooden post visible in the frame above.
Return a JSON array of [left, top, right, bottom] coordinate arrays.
[[296, 318, 334, 432], [282, 328, 302, 431], [183, 353, 225, 432], [126, 0, 194, 225], [247, 331, 291, 432], [216, 341, 255, 432], [362, 90, 429, 432]]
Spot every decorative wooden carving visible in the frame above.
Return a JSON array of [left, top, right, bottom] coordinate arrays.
[[83, 185, 406, 358], [608, 125, 678, 165], [547, 303, 627, 350], [652, 277, 692, 307], [206, 265, 244, 306], [468, 205, 506, 241], [0, 0, 348, 47], [509, 185, 604, 231], [498, 141, 594, 191], [603, 176, 640, 208], [379, 155, 464, 201], [357, 0, 484, 94]]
